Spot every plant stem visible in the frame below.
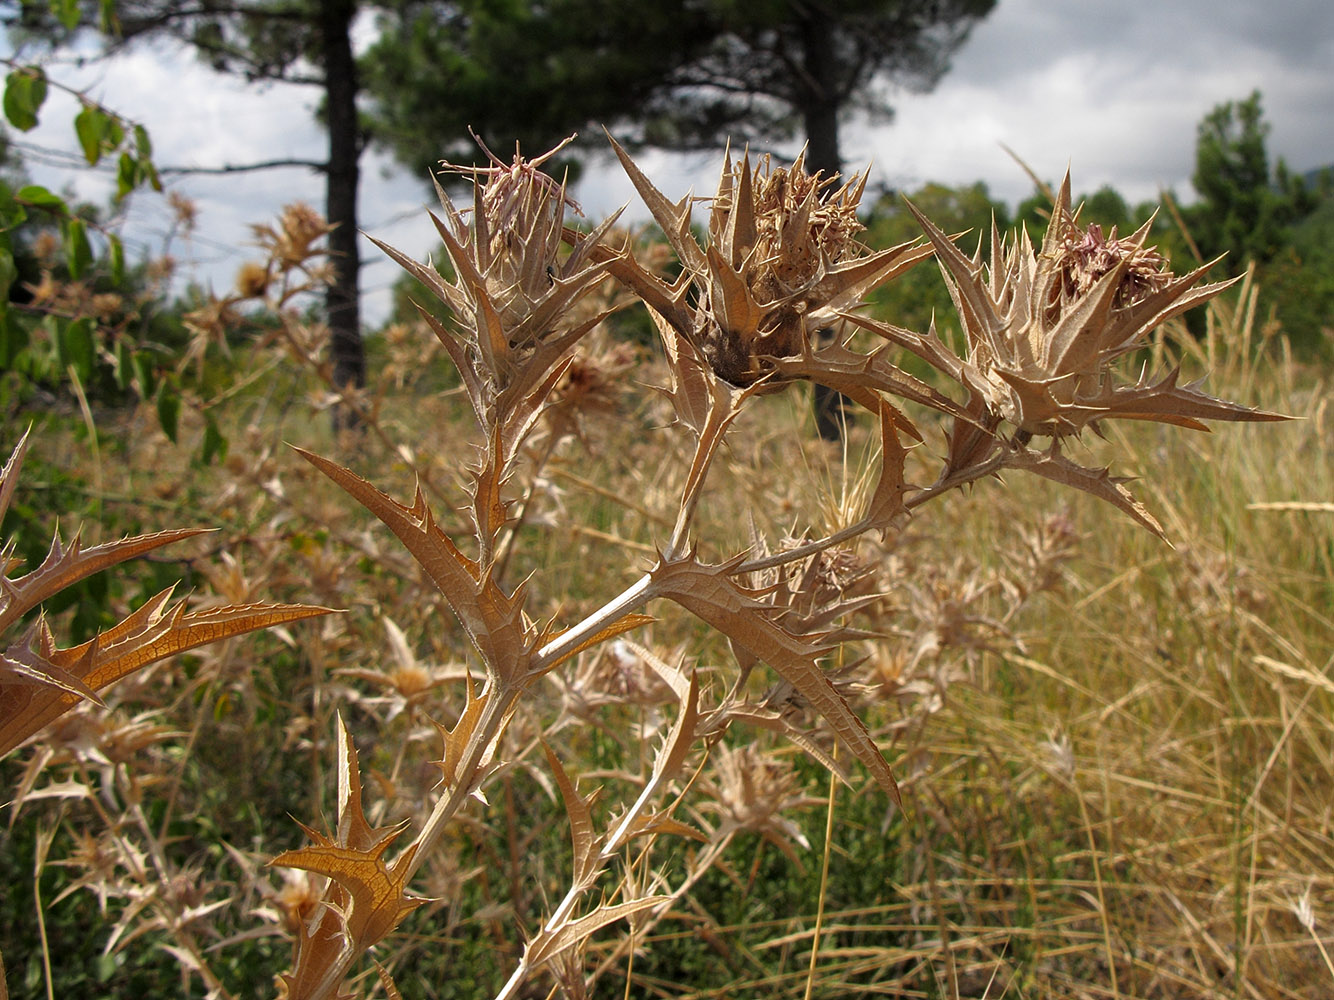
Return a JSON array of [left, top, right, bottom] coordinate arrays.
[[531, 572, 657, 673]]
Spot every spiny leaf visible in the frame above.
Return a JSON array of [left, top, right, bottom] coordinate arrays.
[[525, 896, 669, 969], [1007, 444, 1167, 542], [943, 390, 1004, 478], [605, 132, 705, 274], [0, 525, 212, 635], [0, 596, 332, 758], [651, 555, 900, 802], [271, 717, 425, 999], [669, 367, 764, 552], [606, 670, 701, 855], [543, 743, 601, 885], [0, 629, 103, 705], [0, 426, 31, 529], [865, 403, 910, 537], [271, 831, 422, 955], [540, 612, 655, 673], [429, 672, 496, 794], [649, 309, 714, 435], [295, 448, 533, 675]]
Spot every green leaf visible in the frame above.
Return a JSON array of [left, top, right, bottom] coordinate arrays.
[[133, 124, 152, 159], [108, 232, 124, 284], [74, 105, 105, 164], [156, 381, 180, 443], [116, 152, 137, 202], [200, 411, 228, 465], [0, 181, 27, 229], [114, 338, 132, 391], [16, 184, 66, 214], [98, 0, 118, 33], [132, 351, 156, 397], [50, 0, 81, 32], [0, 307, 28, 369], [64, 217, 93, 280], [60, 317, 95, 383], [0, 234, 15, 300], [4, 69, 47, 132]]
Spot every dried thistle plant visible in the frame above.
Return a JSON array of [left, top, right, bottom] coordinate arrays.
[[5, 127, 1294, 1000], [248, 134, 1294, 999]]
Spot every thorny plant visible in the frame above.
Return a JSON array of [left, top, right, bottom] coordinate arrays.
[[0, 427, 333, 995], [1, 131, 1289, 999], [259, 135, 1282, 998]]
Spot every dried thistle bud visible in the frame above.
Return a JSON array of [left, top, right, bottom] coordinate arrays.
[[372, 134, 620, 399], [250, 202, 333, 273], [695, 151, 869, 385], [167, 190, 198, 233], [607, 136, 928, 391], [907, 173, 1285, 437], [32, 230, 59, 264], [91, 292, 124, 320], [236, 260, 271, 298]]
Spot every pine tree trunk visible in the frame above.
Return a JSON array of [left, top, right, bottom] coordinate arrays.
[[320, 0, 364, 431], [798, 11, 847, 441]]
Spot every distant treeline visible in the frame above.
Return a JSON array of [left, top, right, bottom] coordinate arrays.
[[861, 92, 1333, 355]]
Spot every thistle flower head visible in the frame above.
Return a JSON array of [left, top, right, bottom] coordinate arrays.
[[250, 202, 332, 274], [371, 136, 621, 410], [908, 173, 1282, 437], [446, 134, 581, 334], [697, 744, 821, 862], [696, 149, 873, 386], [608, 136, 929, 391]]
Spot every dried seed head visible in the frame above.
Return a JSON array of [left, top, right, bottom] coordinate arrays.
[[607, 136, 928, 393], [1057, 223, 1171, 306], [451, 137, 576, 335], [236, 260, 271, 298], [91, 292, 124, 320], [698, 744, 821, 861], [250, 202, 332, 273], [543, 334, 640, 445], [701, 152, 878, 386], [907, 173, 1285, 437], [384, 134, 620, 399]]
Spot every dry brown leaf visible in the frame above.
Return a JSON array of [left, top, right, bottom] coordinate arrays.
[[544, 743, 602, 886], [296, 449, 535, 683], [0, 525, 211, 636], [651, 554, 899, 802], [866, 403, 911, 537], [540, 612, 655, 672], [1006, 444, 1166, 541], [525, 895, 669, 969], [0, 592, 331, 758], [271, 716, 425, 1000]]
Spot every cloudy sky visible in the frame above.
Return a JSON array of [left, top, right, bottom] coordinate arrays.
[[12, 0, 1334, 323]]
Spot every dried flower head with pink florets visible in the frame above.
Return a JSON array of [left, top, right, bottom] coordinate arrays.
[[901, 173, 1284, 439], [844, 171, 1289, 538]]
